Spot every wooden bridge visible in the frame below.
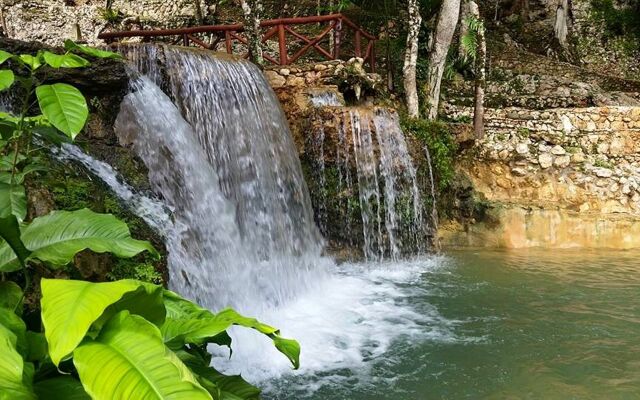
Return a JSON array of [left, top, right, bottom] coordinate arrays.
[[98, 14, 376, 71]]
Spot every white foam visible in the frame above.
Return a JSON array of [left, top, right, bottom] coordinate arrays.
[[212, 256, 455, 391]]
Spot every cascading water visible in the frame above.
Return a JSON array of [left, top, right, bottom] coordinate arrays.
[[308, 90, 343, 107], [311, 106, 429, 260], [96, 43, 451, 391]]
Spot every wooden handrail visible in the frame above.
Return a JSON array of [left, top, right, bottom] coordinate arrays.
[[98, 13, 377, 71]]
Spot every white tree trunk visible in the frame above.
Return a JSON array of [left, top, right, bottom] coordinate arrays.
[[403, 0, 422, 119], [425, 0, 461, 120], [554, 0, 569, 47], [470, 1, 486, 138], [240, 0, 264, 65]]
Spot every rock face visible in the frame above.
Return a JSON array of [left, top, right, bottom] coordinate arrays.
[[2, 0, 206, 46], [441, 39, 640, 249]]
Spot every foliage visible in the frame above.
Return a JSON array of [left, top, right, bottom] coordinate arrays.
[[0, 279, 298, 399], [106, 258, 164, 284], [590, 0, 640, 43], [401, 116, 457, 190], [97, 7, 123, 23], [0, 208, 159, 272], [0, 41, 300, 399], [444, 15, 484, 81]]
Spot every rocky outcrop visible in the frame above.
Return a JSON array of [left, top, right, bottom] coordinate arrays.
[[1, 0, 207, 46], [442, 41, 640, 248]]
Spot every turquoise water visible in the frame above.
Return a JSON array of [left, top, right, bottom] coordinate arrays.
[[267, 249, 640, 399]]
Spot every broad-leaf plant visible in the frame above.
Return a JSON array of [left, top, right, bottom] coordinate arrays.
[[0, 42, 299, 399]]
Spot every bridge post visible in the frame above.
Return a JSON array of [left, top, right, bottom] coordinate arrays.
[[225, 31, 232, 53], [278, 23, 288, 65], [355, 31, 361, 58]]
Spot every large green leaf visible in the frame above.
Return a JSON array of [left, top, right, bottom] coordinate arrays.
[[161, 291, 300, 369], [0, 182, 27, 221], [64, 40, 123, 60], [0, 69, 14, 91], [0, 324, 35, 399], [0, 50, 12, 65], [0, 281, 23, 313], [0, 215, 30, 270], [35, 83, 88, 139], [33, 377, 89, 400], [73, 311, 212, 400], [40, 279, 158, 366], [0, 208, 158, 272], [191, 364, 260, 400], [24, 331, 47, 363], [42, 51, 90, 68]]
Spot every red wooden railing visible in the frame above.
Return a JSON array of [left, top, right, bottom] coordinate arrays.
[[98, 14, 376, 71]]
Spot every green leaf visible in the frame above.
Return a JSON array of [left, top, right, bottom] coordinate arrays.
[[93, 282, 166, 332], [191, 365, 260, 400], [33, 377, 89, 400], [0, 183, 27, 221], [0, 70, 14, 91], [0, 281, 23, 313], [36, 83, 88, 139], [0, 119, 17, 140], [0, 215, 30, 270], [42, 51, 90, 69], [0, 308, 26, 354], [64, 40, 123, 60], [161, 291, 300, 369], [0, 324, 35, 399], [18, 54, 42, 71], [40, 278, 159, 366], [0, 209, 158, 272], [0, 50, 13, 65], [73, 311, 211, 400], [32, 124, 72, 145], [24, 332, 47, 363]]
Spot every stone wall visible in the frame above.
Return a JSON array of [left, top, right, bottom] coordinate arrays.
[[448, 105, 640, 213], [1, 0, 205, 46]]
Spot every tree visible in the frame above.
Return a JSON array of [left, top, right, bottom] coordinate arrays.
[[472, 6, 486, 138], [554, 0, 571, 48], [424, 0, 460, 120], [239, 0, 264, 65], [403, 0, 422, 118]]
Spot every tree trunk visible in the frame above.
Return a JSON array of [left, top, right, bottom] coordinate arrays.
[[470, 1, 486, 139], [193, 0, 204, 25], [403, 0, 422, 119], [554, 0, 570, 47], [459, 0, 471, 60], [424, 0, 461, 120], [240, 0, 264, 65]]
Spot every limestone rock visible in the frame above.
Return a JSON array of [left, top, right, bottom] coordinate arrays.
[[515, 143, 529, 155], [554, 155, 571, 168], [594, 167, 613, 178], [551, 145, 566, 155], [265, 70, 286, 88], [539, 153, 553, 169]]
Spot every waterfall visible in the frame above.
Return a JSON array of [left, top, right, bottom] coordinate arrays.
[[316, 107, 428, 260], [52, 143, 172, 235], [308, 90, 343, 107], [91, 44, 443, 387]]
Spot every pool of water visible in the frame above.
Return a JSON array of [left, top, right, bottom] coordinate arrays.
[[262, 249, 640, 399]]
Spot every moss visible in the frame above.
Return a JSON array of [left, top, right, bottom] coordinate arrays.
[[106, 258, 164, 285], [594, 159, 614, 169], [516, 127, 531, 138], [400, 116, 458, 191]]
